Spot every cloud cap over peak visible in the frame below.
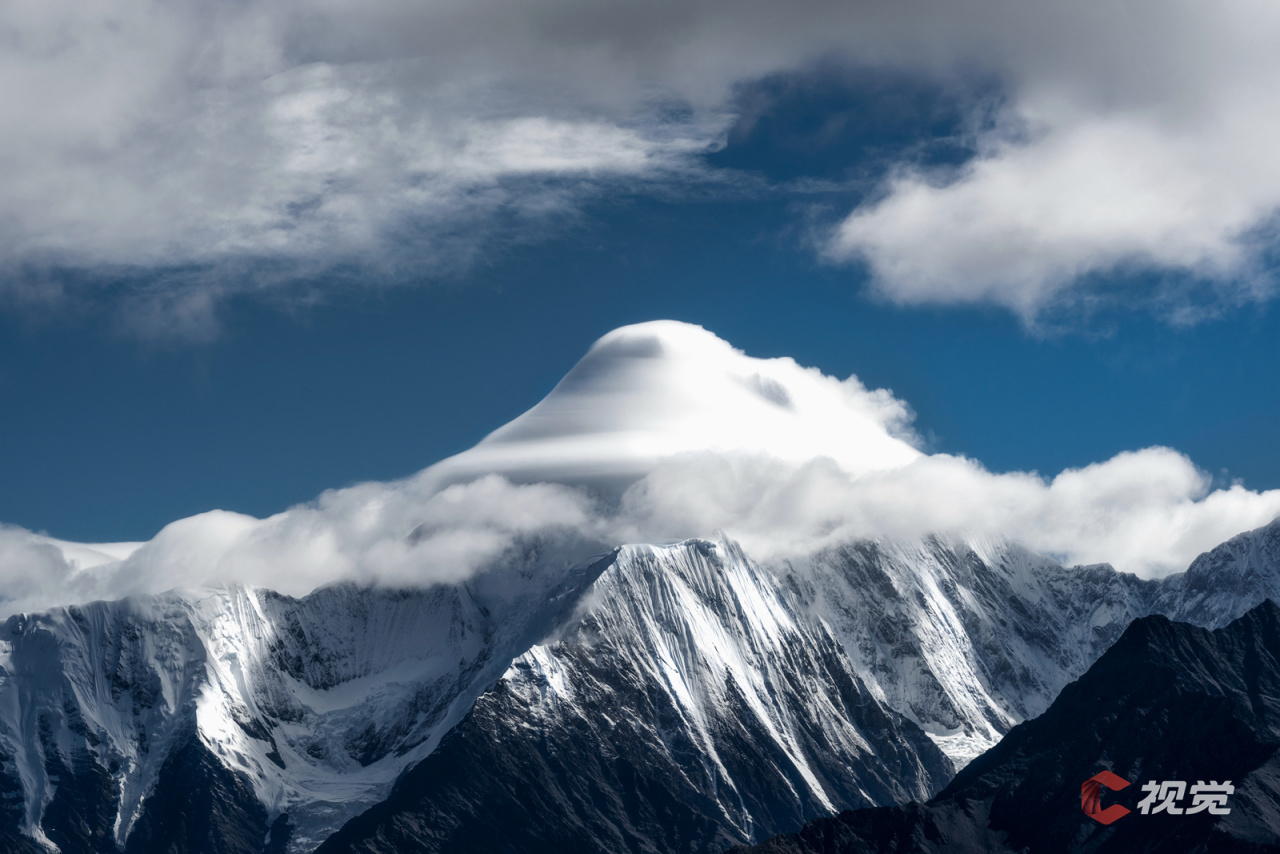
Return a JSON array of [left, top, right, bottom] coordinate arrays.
[[435, 320, 922, 487], [2, 321, 1277, 617]]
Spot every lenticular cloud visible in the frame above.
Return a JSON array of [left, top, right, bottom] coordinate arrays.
[[435, 320, 922, 485], [3, 321, 1278, 616]]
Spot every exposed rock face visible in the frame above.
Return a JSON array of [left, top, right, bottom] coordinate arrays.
[[0, 548, 612, 853], [735, 600, 1280, 854], [2, 519, 1280, 853], [315, 540, 950, 854]]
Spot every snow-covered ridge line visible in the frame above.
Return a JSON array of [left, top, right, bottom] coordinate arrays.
[[501, 538, 944, 823], [3, 519, 1280, 852], [314, 535, 953, 853], [0, 543, 615, 854], [313, 519, 1280, 854]]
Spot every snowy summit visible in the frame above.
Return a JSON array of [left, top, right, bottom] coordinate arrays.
[[435, 321, 922, 488]]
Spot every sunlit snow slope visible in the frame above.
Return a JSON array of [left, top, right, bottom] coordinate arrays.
[[316, 538, 951, 853], [0, 549, 612, 853], [317, 523, 1280, 853]]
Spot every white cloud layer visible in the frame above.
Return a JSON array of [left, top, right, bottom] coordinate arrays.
[[437, 321, 922, 485], [3, 322, 1277, 616], [5, 0, 1280, 322], [823, 0, 1280, 315]]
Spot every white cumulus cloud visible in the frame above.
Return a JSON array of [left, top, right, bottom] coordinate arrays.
[[616, 447, 1280, 576], [6, 0, 1280, 325], [825, 0, 1280, 317]]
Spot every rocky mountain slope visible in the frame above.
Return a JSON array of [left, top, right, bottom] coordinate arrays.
[[313, 520, 1280, 853], [2, 519, 1279, 853], [313, 539, 949, 854], [0, 548, 613, 853], [736, 598, 1280, 853]]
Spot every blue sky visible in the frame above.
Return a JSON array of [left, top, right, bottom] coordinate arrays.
[[2, 0, 1279, 546], [4, 177, 1277, 544]]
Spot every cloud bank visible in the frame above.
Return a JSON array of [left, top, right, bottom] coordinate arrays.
[[3, 322, 1276, 616], [820, 0, 1280, 316], [5, 0, 1280, 325]]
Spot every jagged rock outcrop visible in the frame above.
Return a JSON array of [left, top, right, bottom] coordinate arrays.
[[735, 600, 1280, 854]]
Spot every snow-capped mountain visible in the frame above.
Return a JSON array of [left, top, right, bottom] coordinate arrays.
[[1, 321, 1279, 853], [313, 520, 1280, 853], [784, 536, 1155, 766], [316, 538, 951, 854], [783, 519, 1280, 768], [4, 522, 1280, 852], [1150, 517, 1280, 627], [0, 547, 613, 853]]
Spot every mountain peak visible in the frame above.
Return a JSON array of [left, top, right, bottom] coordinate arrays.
[[435, 321, 922, 487]]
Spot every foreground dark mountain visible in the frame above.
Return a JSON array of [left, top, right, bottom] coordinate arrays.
[[736, 600, 1280, 854]]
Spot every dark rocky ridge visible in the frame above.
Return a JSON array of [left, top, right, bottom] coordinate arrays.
[[735, 600, 1280, 854], [123, 734, 287, 854]]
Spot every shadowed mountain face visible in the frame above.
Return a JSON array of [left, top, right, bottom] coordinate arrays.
[[735, 600, 1280, 854]]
